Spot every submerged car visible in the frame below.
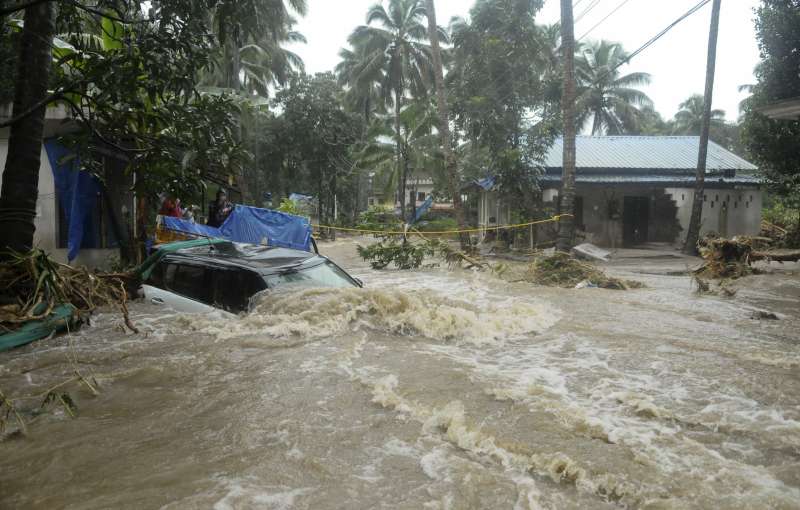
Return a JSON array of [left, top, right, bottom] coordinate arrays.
[[140, 239, 362, 315]]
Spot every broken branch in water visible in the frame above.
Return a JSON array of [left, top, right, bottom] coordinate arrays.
[[695, 235, 800, 279], [0, 249, 138, 333]]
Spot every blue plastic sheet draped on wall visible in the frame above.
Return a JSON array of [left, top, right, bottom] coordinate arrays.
[[162, 205, 312, 252], [44, 140, 101, 261]]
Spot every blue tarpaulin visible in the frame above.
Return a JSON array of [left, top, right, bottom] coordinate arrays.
[[220, 205, 311, 251], [161, 205, 312, 252], [44, 140, 102, 261], [160, 216, 223, 239], [476, 176, 496, 191], [411, 195, 434, 224]]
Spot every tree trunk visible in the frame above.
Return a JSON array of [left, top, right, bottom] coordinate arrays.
[[394, 88, 406, 221], [557, 0, 577, 253], [684, 0, 722, 255], [424, 0, 468, 246], [228, 25, 253, 205], [0, 3, 56, 256]]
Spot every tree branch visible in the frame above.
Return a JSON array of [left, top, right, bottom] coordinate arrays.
[[0, 0, 52, 17], [65, 0, 157, 24], [0, 90, 63, 129], [60, 95, 151, 154]]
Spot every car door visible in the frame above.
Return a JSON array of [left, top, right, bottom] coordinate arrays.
[[143, 261, 218, 314]]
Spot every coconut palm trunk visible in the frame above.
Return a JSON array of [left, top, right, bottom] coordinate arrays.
[[684, 0, 722, 255], [0, 3, 56, 255], [394, 88, 407, 220], [557, 0, 577, 252], [424, 0, 467, 246]]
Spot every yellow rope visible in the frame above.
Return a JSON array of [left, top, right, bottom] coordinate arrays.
[[312, 214, 572, 236]]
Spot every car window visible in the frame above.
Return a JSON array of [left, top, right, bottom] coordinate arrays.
[[168, 264, 211, 304], [264, 261, 355, 291], [146, 261, 165, 288], [212, 269, 266, 313]]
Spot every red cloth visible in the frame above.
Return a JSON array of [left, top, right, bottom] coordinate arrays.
[[159, 199, 182, 218]]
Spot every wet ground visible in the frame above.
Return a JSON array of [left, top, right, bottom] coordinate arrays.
[[1, 239, 798, 509]]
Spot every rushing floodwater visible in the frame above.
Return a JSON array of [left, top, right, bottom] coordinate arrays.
[[1, 240, 799, 509]]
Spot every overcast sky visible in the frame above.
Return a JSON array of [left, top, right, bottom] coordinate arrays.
[[288, 0, 761, 123]]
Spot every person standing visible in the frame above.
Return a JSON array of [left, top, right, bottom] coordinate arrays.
[[207, 189, 233, 227]]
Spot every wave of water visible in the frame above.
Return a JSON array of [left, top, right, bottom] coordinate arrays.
[[163, 287, 560, 346]]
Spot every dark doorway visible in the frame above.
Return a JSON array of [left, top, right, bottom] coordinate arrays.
[[623, 196, 649, 246]]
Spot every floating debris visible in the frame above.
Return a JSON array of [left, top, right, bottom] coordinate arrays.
[[696, 235, 800, 279], [522, 252, 643, 290], [0, 249, 137, 335]]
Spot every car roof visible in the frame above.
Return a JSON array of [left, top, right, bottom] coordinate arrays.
[[161, 241, 320, 274]]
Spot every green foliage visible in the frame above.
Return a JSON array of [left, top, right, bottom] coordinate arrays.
[[357, 237, 434, 270], [575, 40, 653, 135], [448, 0, 558, 217], [740, 0, 800, 206], [763, 199, 800, 247], [276, 197, 301, 216], [257, 72, 364, 224], [763, 200, 800, 227], [416, 217, 458, 232], [357, 206, 402, 232]]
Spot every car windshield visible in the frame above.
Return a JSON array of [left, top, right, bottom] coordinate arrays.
[[263, 260, 355, 290]]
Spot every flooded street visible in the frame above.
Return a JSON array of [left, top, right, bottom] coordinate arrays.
[[1, 240, 799, 509]]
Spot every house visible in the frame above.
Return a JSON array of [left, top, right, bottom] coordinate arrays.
[[470, 136, 761, 247], [0, 104, 134, 267], [366, 171, 453, 218]]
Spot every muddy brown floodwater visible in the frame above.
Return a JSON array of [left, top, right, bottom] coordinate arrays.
[[1, 239, 799, 509]]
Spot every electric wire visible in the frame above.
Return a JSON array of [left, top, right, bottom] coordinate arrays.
[[578, 0, 637, 41]]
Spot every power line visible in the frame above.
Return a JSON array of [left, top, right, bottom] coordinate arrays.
[[578, 0, 636, 41], [575, 0, 604, 25], [619, 0, 710, 72], [521, 0, 713, 122]]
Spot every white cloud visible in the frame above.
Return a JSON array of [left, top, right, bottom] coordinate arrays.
[[289, 0, 760, 122]]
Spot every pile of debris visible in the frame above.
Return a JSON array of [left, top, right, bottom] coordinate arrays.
[[760, 220, 800, 248], [0, 249, 137, 334], [695, 235, 800, 279], [523, 252, 643, 290]]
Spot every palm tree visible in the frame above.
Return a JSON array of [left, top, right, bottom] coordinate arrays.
[[335, 46, 386, 123], [575, 40, 653, 135], [203, 0, 307, 203], [673, 94, 725, 135], [204, 0, 307, 96], [342, 0, 441, 218]]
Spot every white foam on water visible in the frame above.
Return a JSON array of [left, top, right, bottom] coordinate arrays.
[[164, 287, 558, 347], [211, 479, 314, 510]]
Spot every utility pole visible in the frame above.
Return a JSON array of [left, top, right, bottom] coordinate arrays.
[[684, 0, 722, 254], [556, 0, 577, 253], [424, 0, 469, 247]]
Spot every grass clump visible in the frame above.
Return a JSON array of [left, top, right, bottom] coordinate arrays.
[[525, 252, 643, 290]]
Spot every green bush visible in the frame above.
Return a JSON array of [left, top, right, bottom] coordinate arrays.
[[357, 238, 434, 269], [416, 217, 458, 233], [357, 206, 402, 233]]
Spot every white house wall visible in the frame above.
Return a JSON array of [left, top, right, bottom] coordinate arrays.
[[666, 187, 762, 243]]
